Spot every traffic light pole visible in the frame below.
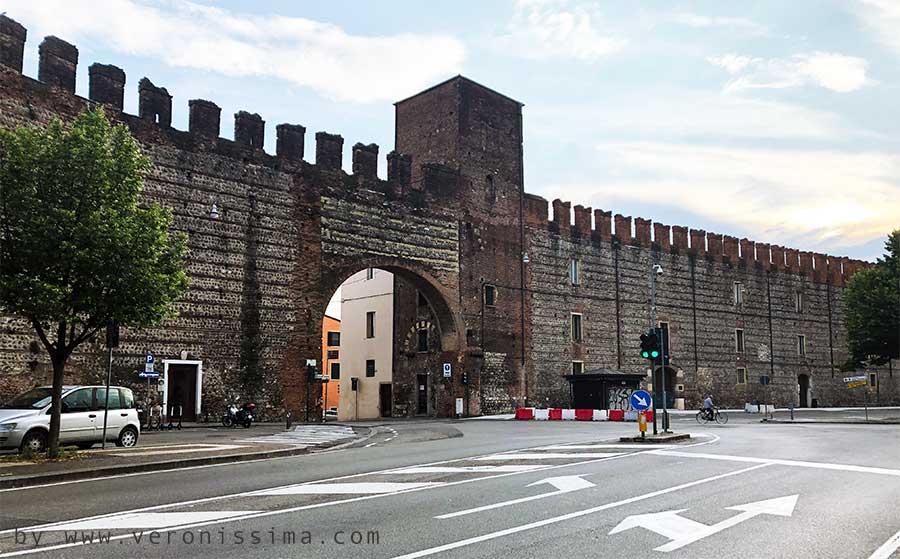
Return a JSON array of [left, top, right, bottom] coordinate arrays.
[[649, 272, 658, 435], [649, 265, 670, 434]]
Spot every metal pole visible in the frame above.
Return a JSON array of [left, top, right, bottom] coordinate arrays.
[[101, 346, 112, 449], [305, 370, 310, 423], [650, 269, 658, 435], [323, 380, 328, 423]]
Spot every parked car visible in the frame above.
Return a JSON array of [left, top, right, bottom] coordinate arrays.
[[0, 385, 141, 453]]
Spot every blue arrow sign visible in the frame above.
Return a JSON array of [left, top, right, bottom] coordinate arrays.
[[139, 371, 160, 379], [630, 390, 652, 411]]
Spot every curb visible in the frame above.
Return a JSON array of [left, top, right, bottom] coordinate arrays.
[[619, 433, 692, 443], [0, 428, 372, 489], [761, 419, 900, 425]]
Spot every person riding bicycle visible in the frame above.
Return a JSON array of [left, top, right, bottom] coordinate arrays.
[[703, 394, 715, 420]]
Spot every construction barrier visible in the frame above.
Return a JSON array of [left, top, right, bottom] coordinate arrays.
[[534, 408, 550, 420], [514, 408, 651, 422], [608, 409, 625, 421], [515, 408, 534, 420], [548, 408, 563, 420], [575, 409, 594, 421]]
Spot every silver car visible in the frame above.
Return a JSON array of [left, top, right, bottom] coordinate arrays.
[[0, 385, 141, 452]]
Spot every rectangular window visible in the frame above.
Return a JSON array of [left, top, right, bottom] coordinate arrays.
[[797, 335, 806, 357], [737, 367, 747, 384], [366, 268, 375, 280], [869, 373, 877, 387], [572, 361, 584, 374], [484, 284, 496, 307], [366, 311, 375, 338], [366, 359, 376, 377], [796, 291, 803, 313], [327, 331, 340, 347], [327, 349, 339, 360], [95, 388, 121, 410], [571, 313, 583, 343], [330, 362, 340, 380], [417, 329, 429, 352], [735, 329, 745, 353], [569, 259, 580, 286], [733, 282, 744, 305]]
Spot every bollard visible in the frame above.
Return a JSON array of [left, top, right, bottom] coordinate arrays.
[[286, 410, 293, 430]]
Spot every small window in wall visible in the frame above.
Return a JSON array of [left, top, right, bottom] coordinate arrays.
[[366, 311, 376, 338], [869, 373, 877, 387], [571, 313, 583, 343], [327, 350, 339, 360], [417, 329, 429, 352], [735, 329, 745, 353], [327, 331, 340, 347], [366, 359, 376, 377], [366, 268, 375, 280], [797, 335, 806, 357], [572, 361, 584, 374], [737, 367, 747, 384], [330, 362, 340, 380], [484, 284, 496, 307], [795, 291, 803, 313], [569, 259, 580, 286], [487, 174, 496, 203], [733, 282, 744, 305]]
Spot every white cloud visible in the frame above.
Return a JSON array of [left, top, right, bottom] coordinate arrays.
[[499, 0, 625, 62], [579, 142, 900, 248], [855, 0, 900, 54], [709, 52, 872, 93], [4, 0, 465, 103], [673, 13, 766, 34]]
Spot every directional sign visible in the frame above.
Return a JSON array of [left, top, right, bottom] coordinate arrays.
[[144, 353, 155, 373], [846, 380, 867, 389], [630, 389, 652, 411], [843, 375, 866, 383], [442, 363, 452, 378], [609, 494, 799, 553], [138, 371, 159, 379]]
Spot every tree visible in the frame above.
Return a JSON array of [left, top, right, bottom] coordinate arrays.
[[844, 230, 900, 370], [0, 107, 188, 457]]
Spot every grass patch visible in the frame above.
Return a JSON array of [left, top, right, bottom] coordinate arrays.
[[0, 447, 90, 464]]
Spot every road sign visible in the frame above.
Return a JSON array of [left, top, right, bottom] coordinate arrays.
[[443, 363, 451, 378], [843, 375, 866, 383], [138, 371, 159, 379], [610, 494, 798, 553], [306, 359, 317, 367], [630, 389, 652, 411], [638, 412, 648, 433], [846, 380, 867, 389], [144, 353, 154, 373], [759, 375, 770, 385]]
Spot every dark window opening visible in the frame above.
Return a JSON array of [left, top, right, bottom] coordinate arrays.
[[484, 284, 496, 307], [330, 362, 340, 380], [366, 359, 376, 377], [417, 329, 429, 352], [327, 350, 339, 360], [327, 331, 340, 347], [366, 312, 375, 338]]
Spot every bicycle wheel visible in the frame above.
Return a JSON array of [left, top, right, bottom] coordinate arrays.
[[716, 411, 729, 424], [696, 411, 708, 425]]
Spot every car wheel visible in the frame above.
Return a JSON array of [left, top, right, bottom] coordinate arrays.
[[115, 426, 139, 448], [75, 442, 94, 450], [20, 430, 48, 454]]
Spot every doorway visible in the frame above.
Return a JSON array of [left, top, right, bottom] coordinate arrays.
[[798, 374, 810, 408], [163, 361, 202, 421], [417, 374, 428, 415], [379, 383, 392, 417]]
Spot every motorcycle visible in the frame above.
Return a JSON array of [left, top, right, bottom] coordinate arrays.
[[222, 402, 256, 428]]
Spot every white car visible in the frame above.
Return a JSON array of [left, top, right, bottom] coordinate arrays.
[[0, 385, 141, 453]]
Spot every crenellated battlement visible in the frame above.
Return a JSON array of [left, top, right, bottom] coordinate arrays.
[[0, 15, 427, 199], [520, 194, 869, 285]]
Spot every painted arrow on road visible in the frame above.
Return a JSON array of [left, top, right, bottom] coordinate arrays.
[[528, 475, 595, 492], [438, 475, 596, 519], [609, 494, 799, 552]]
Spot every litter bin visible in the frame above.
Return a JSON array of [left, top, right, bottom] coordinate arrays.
[[811, 398, 818, 408]]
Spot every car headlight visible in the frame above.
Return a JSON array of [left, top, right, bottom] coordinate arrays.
[[0, 423, 17, 431]]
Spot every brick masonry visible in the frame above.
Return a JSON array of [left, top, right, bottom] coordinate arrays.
[[0, 17, 896, 418]]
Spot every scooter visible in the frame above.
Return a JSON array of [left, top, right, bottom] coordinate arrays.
[[222, 402, 256, 428]]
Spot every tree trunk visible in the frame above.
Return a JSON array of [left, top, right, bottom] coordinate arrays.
[[47, 355, 65, 458]]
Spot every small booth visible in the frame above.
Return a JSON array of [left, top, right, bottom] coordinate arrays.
[[563, 367, 646, 410]]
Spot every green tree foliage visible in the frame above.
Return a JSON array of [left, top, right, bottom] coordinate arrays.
[[0, 107, 188, 456], [844, 230, 900, 369]]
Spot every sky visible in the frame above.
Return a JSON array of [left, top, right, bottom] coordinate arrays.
[[4, 0, 899, 265]]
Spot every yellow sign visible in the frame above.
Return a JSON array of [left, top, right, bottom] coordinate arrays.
[[846, 380, 867, 389], [638, 412, 647, 433]]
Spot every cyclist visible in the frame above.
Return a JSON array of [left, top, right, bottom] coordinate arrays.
[[703, 394, 715, 421]]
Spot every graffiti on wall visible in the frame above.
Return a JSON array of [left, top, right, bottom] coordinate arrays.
[[608, 388, 634, 411]]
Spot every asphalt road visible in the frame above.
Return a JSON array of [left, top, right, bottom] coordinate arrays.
[[0, 413, 898, 559]]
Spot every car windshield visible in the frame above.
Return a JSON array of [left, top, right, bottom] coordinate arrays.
[[2, 387, 53, 409]]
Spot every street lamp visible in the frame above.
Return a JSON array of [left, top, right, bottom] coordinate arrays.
[[209, 202, 220, 220], [649, 263, 670, 434]]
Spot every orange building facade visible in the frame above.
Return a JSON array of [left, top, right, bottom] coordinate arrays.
[[321, 315, 341, 415]]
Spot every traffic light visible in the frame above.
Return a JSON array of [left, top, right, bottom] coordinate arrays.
[[307, 363, 318, 381], [640, 331, 660, 360], [461, 372, 469, 385]]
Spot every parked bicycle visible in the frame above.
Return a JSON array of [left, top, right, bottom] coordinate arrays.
[[696, 407, 729, 425]]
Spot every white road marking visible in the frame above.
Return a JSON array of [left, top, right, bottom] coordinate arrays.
[[529, 475, 595, 492], [256, 482, 442, 495], [534, 444, 679, 450], [389, 465, 544, 474], [868, 528, 900, 559], [108, 444, 248, 456], [475, 452, 625, 460], [393, 463, 772, 559], [610, 495, 799, 553], [28, 511, 258, 532], [652, 450, 900, 477]]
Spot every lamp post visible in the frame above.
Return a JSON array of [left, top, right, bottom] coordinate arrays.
[[649, 264, 670, 433]]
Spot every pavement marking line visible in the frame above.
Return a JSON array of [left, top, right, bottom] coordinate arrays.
[[390, 465, 545, 474], [436, 474, 598, 520], [868, 528, 900, 559], [108, 444, 249, 456], [255, 482, 443, 495], [27, 511, 258, 532], [391, 463, 773, 559], [534, 444, 680, 450], [651, 450, 900, 477], [475, 452, 626, 460]]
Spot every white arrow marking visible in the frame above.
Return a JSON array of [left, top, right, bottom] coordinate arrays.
[[633, 395, 648, 407], [438, 475, 595, 519], [609, 494, 799, 553], [528, 475, 595, 492]]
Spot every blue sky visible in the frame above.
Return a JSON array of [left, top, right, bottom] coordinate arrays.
[[5, 0, 899, 261]]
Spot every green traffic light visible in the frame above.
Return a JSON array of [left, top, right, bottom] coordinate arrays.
[[651, 350, 659, 358], [641, 351, 649, 359]]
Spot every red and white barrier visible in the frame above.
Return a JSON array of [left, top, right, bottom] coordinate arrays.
[[515, 408, 653, 422]]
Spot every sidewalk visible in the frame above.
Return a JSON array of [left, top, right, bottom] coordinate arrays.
[[0, 423, 369, 489]]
